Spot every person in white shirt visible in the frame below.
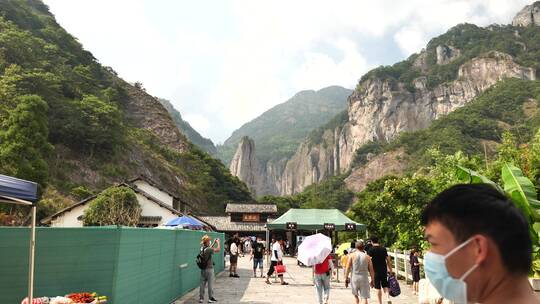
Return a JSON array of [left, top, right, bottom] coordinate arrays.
[[229, 238, 240, 278], [265, 237, 288, 285]]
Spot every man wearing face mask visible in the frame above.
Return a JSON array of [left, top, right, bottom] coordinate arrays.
[[421, 183, 540, 304]]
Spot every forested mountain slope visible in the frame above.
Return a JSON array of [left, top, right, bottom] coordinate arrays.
[[0, 0, 250, 222]]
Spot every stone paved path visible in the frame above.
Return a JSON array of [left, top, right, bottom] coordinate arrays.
[[175, 255, 417, 304]]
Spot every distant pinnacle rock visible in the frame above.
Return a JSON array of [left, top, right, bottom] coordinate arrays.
[[512, 1, 540, 27]]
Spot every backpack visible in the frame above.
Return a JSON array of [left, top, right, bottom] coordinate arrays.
[[388, 274, 401, 297], [196, 247, 210, 270]]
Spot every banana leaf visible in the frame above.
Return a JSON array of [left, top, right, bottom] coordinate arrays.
[[501, 163, 540, 222], [455, 165, 502, 192]]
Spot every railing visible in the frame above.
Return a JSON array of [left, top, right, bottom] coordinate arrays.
[[388, 249, 424, 283]]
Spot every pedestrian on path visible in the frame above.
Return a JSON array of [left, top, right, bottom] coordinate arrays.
[[251, 236, 265, 277], [266, 237, 289, 285], [422, 184, 540, 304], [229, 238, 240, 278], [313, 252, 335, 304], [199, 235, 221, 303], [340, 250, 349, 277], [367, 236, 393, 304], [409, 249, 421, 295], [345, 241, 374, 304]]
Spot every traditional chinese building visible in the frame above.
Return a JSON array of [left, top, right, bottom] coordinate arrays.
[[199, 203, 277, 238]]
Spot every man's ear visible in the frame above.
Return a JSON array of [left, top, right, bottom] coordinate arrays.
[[472, 235, 489, 265]]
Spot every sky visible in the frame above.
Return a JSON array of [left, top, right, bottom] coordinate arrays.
[[43, 0, 531, 144]]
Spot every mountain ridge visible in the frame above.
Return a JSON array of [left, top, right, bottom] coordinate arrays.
[[229, 2, 540, 197]]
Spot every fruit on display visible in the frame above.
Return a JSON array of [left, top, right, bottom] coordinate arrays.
[[23, 292, 107, 304]]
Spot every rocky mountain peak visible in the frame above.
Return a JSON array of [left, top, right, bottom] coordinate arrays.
[[229, 136, 262, 195], [512, 1, 540, 27]]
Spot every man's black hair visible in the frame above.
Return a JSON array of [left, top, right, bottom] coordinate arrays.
[[370, 236, 379, 243], [421, 183, 532, 275]]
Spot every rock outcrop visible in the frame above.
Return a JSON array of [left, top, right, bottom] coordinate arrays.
[[279, 51, 535, 195], [123, 82, 190, 153], [344, 149, 408, 193], [436, 45, 461, 65], [229, 137, 261, 194], [512, 1, 540, 27]]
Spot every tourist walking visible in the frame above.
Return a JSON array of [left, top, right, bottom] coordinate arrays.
[[367, 236, 393, 304], [229, 238, 240, 278], [410, 249, 421, 295], [251, 236, 265, 277], [199, 235, 221, 303], [340, 250, 349, 277], [265, 237, 289, 285], [345, 241, 374, 304], [313, 252, 334, 304]]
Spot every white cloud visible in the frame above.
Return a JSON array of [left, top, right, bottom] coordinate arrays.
[[184, 113, 210, 134], [291, 38, 369, 90], [44, 0, 535, 143]]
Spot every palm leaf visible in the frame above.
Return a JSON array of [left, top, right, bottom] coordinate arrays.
[[455, 165, 502, 191], [501, 163, 540, 221]]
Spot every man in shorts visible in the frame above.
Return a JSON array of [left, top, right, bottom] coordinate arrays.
[[251, 236, 265, 277], [367, 236, 393, 304]]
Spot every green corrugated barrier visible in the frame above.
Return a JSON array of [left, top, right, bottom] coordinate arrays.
[[0, 226, 225, 304]]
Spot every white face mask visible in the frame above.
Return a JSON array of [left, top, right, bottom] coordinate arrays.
[[424, 238, 478, 304]]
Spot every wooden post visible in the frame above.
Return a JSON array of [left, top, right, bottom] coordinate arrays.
[[404, 251, 410, 283], [393, 249, 399, 278]]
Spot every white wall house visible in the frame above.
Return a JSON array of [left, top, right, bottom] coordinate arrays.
[[42, 179, 182, 227]]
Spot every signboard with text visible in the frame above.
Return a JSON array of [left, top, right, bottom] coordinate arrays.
[[324, 223, 335, 231], [286, 222, 297, 230]]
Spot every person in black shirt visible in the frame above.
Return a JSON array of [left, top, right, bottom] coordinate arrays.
[[251, 236, 266, 277], [367, 236, 393, 304], [409, 248, 421, 295]]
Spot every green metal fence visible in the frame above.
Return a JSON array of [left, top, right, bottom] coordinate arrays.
[[0, 226, 224, 304]]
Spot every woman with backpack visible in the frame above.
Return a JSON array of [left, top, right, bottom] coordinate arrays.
[[198, 235, 221, 303]]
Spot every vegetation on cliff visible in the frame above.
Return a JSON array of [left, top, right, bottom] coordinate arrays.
[[0, 0, 251, 223]]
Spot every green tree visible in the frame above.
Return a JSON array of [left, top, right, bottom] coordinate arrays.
[[53, 95, 124, 154], [349, 175, 435, 249], [0, 94, 52, 186], [83, 186, 141, 226]]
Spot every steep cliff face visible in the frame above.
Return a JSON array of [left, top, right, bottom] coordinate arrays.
[[279, 51, 535, 195], [123, 84, 190, 153], [230, 4, 540, 197], [229, 137, 262, 195], [512, 1, 540, 27]]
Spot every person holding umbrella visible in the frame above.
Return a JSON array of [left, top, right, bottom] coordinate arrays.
[[314, 252, 335, 304]]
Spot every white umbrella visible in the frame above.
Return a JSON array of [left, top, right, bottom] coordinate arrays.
[[297, 233, 332, 266]]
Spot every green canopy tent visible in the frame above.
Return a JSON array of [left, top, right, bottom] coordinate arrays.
[[265, 209, 365, 282], [266, 208, 365, 231]]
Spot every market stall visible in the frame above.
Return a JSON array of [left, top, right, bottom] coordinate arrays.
[[0, 174, 38, 304]]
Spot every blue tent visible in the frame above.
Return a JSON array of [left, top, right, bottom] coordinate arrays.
[[165, 216, 204, 228], [0, 174, 38, 205], [0, 174, 39, 303]]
